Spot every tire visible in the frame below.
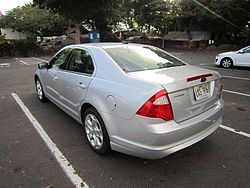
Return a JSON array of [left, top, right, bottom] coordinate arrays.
[[35, 78, 48, 102], [220, 57, 233, 68], [83, 107, 110, 155]]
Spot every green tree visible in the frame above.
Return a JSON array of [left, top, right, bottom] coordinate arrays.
[[176, 0, 250, 41], [34, 0, 122, 43], [0, 34, 6, 40], [148, 0, 179, 34], [133, 0, 167, 33], [120, 0, 136, 29], [121, 0, 178, 34], [0, 4, 70, 38]]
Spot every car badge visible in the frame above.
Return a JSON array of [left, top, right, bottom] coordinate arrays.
[[201, 77, 206, 82]]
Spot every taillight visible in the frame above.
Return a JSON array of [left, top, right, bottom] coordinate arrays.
[[187, 73, 213, 82], [216, 78, 223, 99], [219, 78, 223, 98], [136, 90, 174, 121]]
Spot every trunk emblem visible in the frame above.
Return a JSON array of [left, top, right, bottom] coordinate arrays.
[[174, 93, 185, 98], [201, 77, 206, 82]]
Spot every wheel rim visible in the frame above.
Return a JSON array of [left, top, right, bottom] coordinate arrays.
[[85, 114, 103, 149], [36, 80, 43, 100], [222, 59, 231, 68]]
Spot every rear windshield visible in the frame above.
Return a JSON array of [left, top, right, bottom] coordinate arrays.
[[103, 45, 186, 72]]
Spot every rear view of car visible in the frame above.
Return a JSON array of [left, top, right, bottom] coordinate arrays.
[[35, 43, 223, 159], [103, 45, 223, 159]]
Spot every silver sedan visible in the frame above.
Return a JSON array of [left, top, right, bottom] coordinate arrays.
[[35, 43, 223, 159]]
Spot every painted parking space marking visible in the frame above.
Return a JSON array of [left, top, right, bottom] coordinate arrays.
[[200, 65, 250, 73], [11, 93, 88, 188], [199, 65, 250, 81], [200, 65, 222, 70], [220, 125, 250, 138], [222, 75, 250, 81], [223, 89, 250, 97], [16, 57, 42, 65], [32, 57, 46, 62], [0, 63, 11, 68], [18, 59, 29, 65]]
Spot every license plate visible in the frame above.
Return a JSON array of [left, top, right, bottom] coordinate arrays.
[[194, 83, 209, 101]]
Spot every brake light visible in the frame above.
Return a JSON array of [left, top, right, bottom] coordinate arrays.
[[187, 73, 213, 82], [136, 90, 174, 121], [219, 78, 223, 98]]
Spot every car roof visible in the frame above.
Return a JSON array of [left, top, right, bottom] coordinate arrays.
[[66, 42, 144, 49]]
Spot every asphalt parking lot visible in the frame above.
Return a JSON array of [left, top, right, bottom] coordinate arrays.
[[0, 50, 249, 188]]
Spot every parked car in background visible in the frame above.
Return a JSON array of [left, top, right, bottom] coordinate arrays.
[[35, 43, 223, 159], [215, 46, 250, 68], [40, 35, 75, 51]]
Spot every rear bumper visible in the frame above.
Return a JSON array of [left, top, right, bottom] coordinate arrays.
[[102, 99, 223, 159]]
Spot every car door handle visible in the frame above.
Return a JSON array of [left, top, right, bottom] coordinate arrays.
[[76, 82, 86, 89], [53, 76, 58, 81]]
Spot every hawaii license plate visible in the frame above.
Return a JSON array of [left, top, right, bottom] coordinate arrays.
[[194, 83, 209, 101]]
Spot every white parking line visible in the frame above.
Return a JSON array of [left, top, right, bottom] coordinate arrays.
[[19, 59, 29, 65], [223, 89, 250, 97], [32, 57, 46, 62], [200, 65, 221, 70], [222, 75, 250, 81], [11, 93, 88, 188], [220, 125, 250, 138], [0, 63, 11, 68], [16, 58, 42, 65]]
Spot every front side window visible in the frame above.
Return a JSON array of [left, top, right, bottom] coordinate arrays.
[[243, 47, 250, 53], [103, 45, 186, 72], [68, 49, 94, 74], [50, 48, 71, 70]]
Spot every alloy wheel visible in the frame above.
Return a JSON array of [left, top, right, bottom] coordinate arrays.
[[36, 80, 43, 100], [221, 58, 232, 68], [84, 114, 104, 150]]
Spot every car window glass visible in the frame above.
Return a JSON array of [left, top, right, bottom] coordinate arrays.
[[243, 47, 250, 53], [104, 46, 185, 72], [50, 48, 71, 69], [68, 49, 94, 74]]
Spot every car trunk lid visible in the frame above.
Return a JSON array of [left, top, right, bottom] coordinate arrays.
[[128, 65, 221, 122]]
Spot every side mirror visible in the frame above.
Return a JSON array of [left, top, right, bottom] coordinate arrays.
[[38, 61, 48, 69]]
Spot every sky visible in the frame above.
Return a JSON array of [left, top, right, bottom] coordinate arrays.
[[0, 0, 32, 14]]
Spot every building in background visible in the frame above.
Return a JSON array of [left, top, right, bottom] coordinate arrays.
[[0, 11, 27, 40], [164, 31, 209, 49]]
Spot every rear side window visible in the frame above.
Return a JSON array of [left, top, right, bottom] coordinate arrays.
[[103, 45, 185, 72], [68, 49, 94, 74]]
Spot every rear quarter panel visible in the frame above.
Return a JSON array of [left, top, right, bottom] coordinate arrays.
[[84, 75, 163, 120]]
